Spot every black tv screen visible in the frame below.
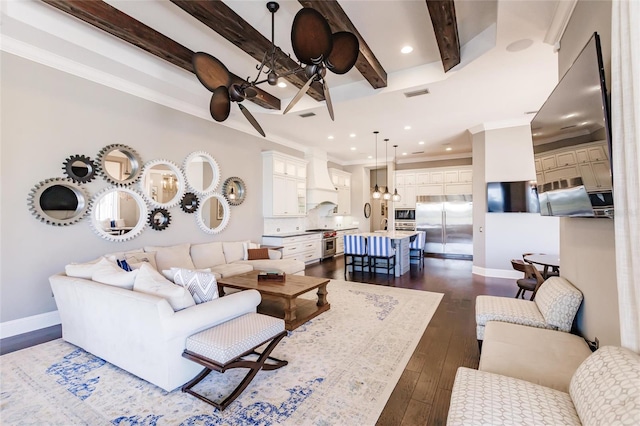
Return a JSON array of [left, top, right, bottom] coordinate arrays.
[[530, 33, 613, 218], [487, 181, 540, 213]]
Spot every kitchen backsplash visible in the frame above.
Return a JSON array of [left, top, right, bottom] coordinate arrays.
[[263, 210, 359, 234]]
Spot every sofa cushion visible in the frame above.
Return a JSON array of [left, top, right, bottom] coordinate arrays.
[[171, 268, 219, 304], [123, 251, 158, 271], [91, 257, 138, 289], [235, 259, 305, 275], [247, 248, 270, 260], [476, 295, 550, 329], [534, 277, 583, 332], [223, 241, 248, 264], [569, 346, 640, 426], [144, 243, 195, 271], [479, 321, 592, 392], [447, 367, 580, 426], [133, 264, 195, 311], [210, 263, 253, 278], [190, 242, 226, 269]]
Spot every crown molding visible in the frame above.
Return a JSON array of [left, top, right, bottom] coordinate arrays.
[[544, 0, 578, 49]]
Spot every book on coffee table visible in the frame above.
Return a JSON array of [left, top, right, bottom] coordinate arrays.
[[257, 271, 286, 282]]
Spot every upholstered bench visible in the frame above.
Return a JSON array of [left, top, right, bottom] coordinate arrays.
[[182, 312, 287, 410], [479, 321, 593, 392], [476, 276, 583, 344], [447, 346, 640, 425]]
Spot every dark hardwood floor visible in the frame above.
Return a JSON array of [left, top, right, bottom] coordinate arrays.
[[0, 255, 514, 425], [304, 255, 514, 426]]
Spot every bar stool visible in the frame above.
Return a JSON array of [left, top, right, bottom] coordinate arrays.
[[344, 235, 369, 278], [367, 235, 396, 277], [409, 231, 426, 269]]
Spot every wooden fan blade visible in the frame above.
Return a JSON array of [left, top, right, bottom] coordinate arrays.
[[326, 32, 360, 75], [238, 104, 266, 137], [283, 74, 316, 115], [291, 8, 332, 65], [209, 86, 231, 122], [322, 79, 334, 121], [244, 86, 258, 99], [193, 52, 231, 92]]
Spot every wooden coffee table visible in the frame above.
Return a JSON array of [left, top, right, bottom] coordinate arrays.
[[217, 271, 330, 331]]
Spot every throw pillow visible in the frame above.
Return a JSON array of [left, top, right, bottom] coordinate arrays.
[[65, 257, 102, 279], [247, 248, 270, 260], [171, 268, 219, 304], [124, 252, 158, 270], [133, 264, 195, 311], [242, 241, 260, 260], [143, 243, 195, 271], [160, 267, 211, 282], [91, 257, 138, 289]]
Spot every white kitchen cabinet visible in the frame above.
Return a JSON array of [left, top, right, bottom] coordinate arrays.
[[541, 154, 557, 171], [417, 184, 444, 196], [262, 233, 321, 264], [459, 170, 473, 183], [444, 171, 459, 183], [335, 228, 359, 255], [556, 151, 577, 167], [263, 151, 307, 217], [430, 172, 444, 184], [415, 172, 429, 185]]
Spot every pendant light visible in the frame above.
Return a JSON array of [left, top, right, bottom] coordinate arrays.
[[392, 144, 402, 202], [372, 131, 381, 199], [382, 138, 392, 200]]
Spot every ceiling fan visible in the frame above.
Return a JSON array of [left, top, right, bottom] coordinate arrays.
[[191, 2, 360, 137]]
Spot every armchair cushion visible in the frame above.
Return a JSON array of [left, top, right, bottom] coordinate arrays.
[[476, 295, 550, 339], [534, 277, 583, 332]]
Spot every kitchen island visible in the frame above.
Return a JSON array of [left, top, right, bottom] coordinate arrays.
[[349, 231, 417, 277]]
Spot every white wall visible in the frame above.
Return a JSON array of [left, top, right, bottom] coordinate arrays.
[[472, 124, 560, 277], [0, 53, 289, 325], [557, 0, 619, 346]]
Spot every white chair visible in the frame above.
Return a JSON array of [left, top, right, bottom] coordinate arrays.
[[409, 231, 426, 269], [367, 235, 396, 277], [343, 235, 368, 278]]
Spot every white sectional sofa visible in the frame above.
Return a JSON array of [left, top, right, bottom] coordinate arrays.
[[49, 240, 305, 391]]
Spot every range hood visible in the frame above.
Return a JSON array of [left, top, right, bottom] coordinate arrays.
[[305, 148, 337, 208]]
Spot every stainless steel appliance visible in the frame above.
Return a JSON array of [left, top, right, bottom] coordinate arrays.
[[395, 221, 416, 231], [394, 208, 416, 221], [416, 195, 473, 259], [307, 229, 337, 259]]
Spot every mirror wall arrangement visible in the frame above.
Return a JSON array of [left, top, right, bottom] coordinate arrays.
[[29, 146, 243, 241]]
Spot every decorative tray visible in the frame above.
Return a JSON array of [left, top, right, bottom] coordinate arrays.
[[257, 272, 286, 282]]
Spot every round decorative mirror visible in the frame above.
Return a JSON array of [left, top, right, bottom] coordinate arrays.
[[180, 192, 199, 214], [148, 208, 171, 231], [90, 187, 148, 242], [96, 144, 143, 186], [183, 151, 220, 196], [28, 177, 91, 226], [222, 177, 246, 206], [63, 154, 97, 183], [140, 159, 185, 209], [196, 193, 230, 234]]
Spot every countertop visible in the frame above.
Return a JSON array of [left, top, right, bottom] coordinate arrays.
[[352, 230, 417, 240], [262, 231, 321, 238]]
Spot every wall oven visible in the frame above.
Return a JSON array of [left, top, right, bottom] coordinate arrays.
[[394, 209, 416, 221], [395, 221, 416, 231]]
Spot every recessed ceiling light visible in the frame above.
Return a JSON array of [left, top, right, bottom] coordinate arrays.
[[445, 147, 452, 151], [277, 81, 287, 88], [349, 133, 356, 138], [328, 135, 334, 140], [402, 152, 407, 156], [404, 125, 411, 130], [506, 39, 533, 52], [418, 141, 425, 145], [367, 155, 372, 159], [401, 46, 413, 54], [350, 147, 356, 151]]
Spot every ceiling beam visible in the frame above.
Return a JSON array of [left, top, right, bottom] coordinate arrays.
[[39, 0, 281, 110], [170, 0, 325, 102], [425, 0, 461, 72], [298, 0, 387, 89]]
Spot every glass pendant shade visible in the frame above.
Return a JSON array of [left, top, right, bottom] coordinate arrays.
[[392, 188, 401, 202], [372, 184, 381, 199], [383, 188, 392, 200]]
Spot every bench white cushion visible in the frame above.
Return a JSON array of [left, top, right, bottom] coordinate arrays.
[[447, 367, 581, 426], [186, 313, 285, 365]]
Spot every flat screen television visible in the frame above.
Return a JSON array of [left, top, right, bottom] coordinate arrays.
[[530, 32, 613, 218], [487, 181, 540, 213]]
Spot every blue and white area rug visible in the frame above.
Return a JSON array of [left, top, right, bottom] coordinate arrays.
[[1, 280, 442, 425]]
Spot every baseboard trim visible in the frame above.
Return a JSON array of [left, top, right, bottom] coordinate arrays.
[[472, 266, 521, 279], [0, 311, 61, 339]]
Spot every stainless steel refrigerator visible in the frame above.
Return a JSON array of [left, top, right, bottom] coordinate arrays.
[[416, 195, 473, 259]]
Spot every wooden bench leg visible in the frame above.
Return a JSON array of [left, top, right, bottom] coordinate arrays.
[[182, 331, 288, 411]]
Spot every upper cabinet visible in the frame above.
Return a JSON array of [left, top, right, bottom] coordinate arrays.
[[329, 168, 351, 215], [395, 166, 472, 206], [263, 151, 308, 217]]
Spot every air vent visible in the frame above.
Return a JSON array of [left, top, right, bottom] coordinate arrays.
[[524, 110, 538, 115], [404, 88, 430, 98], [412, 151, 424, 155], [299, 112, 316, 118], [560, 125, 577, 130]]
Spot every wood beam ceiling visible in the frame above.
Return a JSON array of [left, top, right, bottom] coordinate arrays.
[[425, 0, 461, 72], [298, 0, 387, 89], [170, 0, 325, 102], [39, 0, 281, 110]]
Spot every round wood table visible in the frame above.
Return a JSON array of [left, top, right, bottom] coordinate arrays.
[[523, 253, 560, 279]]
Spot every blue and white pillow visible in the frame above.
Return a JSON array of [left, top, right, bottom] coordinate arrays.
[[171, 268, 219, 304]]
